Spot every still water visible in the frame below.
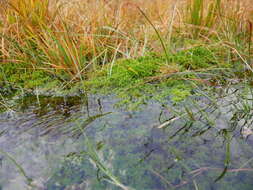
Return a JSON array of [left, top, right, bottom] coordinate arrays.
[[0, 87, 253, 190]]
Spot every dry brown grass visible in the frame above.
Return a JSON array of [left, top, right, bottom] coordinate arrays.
[[0, 0, 252, 79]]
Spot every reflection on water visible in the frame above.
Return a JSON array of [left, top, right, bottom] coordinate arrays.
[[0, 86, 253, 190]]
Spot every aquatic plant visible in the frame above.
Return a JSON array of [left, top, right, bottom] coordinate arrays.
[[0, 149, 33, 185]]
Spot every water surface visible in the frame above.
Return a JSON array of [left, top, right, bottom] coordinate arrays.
[[0, 87, 253, 190]]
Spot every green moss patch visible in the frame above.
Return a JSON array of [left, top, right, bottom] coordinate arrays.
[[1, 45, 234, 107], [170, 46, 220, 70], [85, 55, 195, 108]]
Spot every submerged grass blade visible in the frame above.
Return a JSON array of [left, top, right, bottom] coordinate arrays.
[[0, 149, 32, 184], [73, 116, 134, 190], [84, 134, 133, 190], [215, 130, 231, 182]]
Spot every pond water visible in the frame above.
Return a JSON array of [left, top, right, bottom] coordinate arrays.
[[0, 86, 253, 190]]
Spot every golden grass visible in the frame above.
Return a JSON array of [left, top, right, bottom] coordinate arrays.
[[0, 0, 252, 79]]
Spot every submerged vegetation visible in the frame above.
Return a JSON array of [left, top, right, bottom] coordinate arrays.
[[1, 84, 253, 190]]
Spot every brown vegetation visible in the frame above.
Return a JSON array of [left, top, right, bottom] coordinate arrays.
[[0, 0, 252, 79]]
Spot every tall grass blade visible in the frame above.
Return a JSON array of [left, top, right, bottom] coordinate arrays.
[[137, 7, 170, 64]]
